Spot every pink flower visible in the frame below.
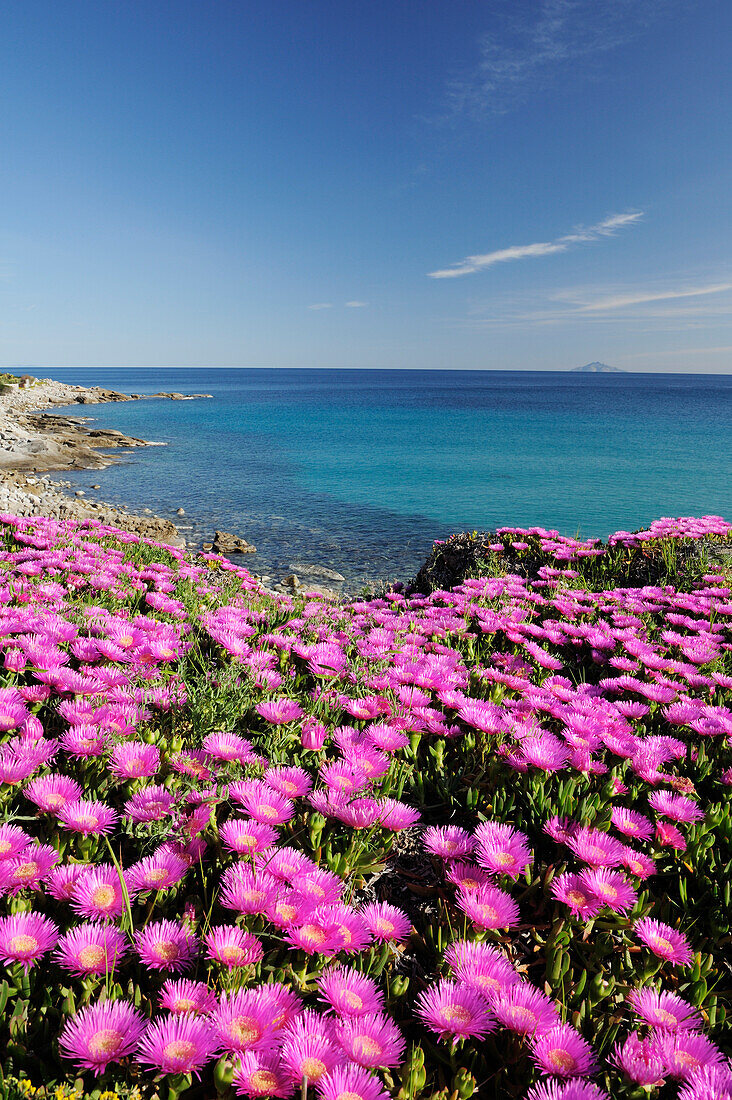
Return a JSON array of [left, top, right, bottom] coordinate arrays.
[[136, 1013, 217, 1076], [256, 698, 304, 725], [159, 978, 218, 1015], [492, 983, 559, 1037], [135, 920, 199, 973], [220, 818, 278, 856], [336, 1012, 405, 1068], [456, 883, 520, 930], [551, 873, 604, 921], [59, 1000, 146, 1072], [54, 922, 128, 975], [634, 918, 693, 966], [649, 791, 704, 823], [71, 865, 128, 920], [475, 822, 533, 879], [444, 940, 521, 1002], [578, 868, 638, 914], [360, 902, 411, 943], [611, 1032, 666, 1086], [126, 851, 189, 895], [23, 774, 82, 812], [656, 1031, 725, 1080], [124, 784, 175, 822], [264, 765, 313, 798], [108, 741, 161, 779], [318, 968, 385, 1017], [318, 1065, 391, 1100], [213, 988, 284, 1053], [204, 925, 263, 968], [531, 1024, 598, 1077], [565, 827, 626, 868], [416, 979, 496, 1042], [0, 911, 59, 970], [280, 1010, 345, 1084], [0, 843, 59, 894], [57, 798, 119, 835], [610, 806, 653, 841], [628, 988, 703, 1031], [232, 1050, 293, 1098]]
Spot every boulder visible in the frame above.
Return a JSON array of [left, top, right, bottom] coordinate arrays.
[[212, 530, 257, 554]]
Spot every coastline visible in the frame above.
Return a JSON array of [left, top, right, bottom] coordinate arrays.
[[0, 376, 212, 548], [0, 374, 345, 595]]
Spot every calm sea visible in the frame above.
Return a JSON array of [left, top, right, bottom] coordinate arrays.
[[44, 368, 732, 588]]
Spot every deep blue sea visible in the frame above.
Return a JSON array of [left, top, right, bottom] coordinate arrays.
[[44, 368, 732, 588]]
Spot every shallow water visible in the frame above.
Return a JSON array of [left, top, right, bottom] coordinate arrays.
[[45, 368, 732, 586]]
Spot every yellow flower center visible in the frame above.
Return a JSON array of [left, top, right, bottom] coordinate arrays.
[[352, 1035, 382, 1061], [493, 851, 516, 868], [442, 1005, 472, 1024], [9, 934, 38, 954], [88, 1029, 124, 1058], [373, 918, 394, 936], [230, 1016, 261, 1044], [342, 990, 364, 1010], [92, 885, 116, 909], [153, 941, 180, 963], [566, 890, 589, 908], [275, 903, 297, 922], [173, 998, 195, 1012], [163, 1039, 197, 1065], [145, 869, 169, 886], [547, 1049, 576, 1073], [79, 945, 106, 969], [220, 945, 245, 964], [250, 1071, 279, 1092], [301, 1057, 327, 1081], [651, 935, 675, 956], [656, 1009, 678, 1026], [257, 805, 278, 820], [507, 1006, 536, 1031], [13, 862, 39, 883], [300, 924, 326, 945]]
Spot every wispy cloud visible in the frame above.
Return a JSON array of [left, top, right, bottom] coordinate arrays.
[[446, 1, 677, 117], [428, 212, 642, 279], [308, 302, 333, 311], [464, 278, 732, 329], [345, 300, 368, 308], [559, 282, 732, 313]]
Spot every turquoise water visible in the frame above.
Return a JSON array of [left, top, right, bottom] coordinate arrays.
[[46, 368, 732, 586]]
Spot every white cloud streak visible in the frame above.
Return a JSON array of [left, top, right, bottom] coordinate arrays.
[[345, 300, 368, 308], [463, 278, 732, 329], [428, 212, 642, 279], [308, 302, 333, 310]]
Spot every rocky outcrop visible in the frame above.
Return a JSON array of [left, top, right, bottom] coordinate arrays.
[[211, 530, 257, 554], [0, 472, 183, 545]]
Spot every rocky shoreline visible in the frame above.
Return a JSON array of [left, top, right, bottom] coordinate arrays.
[[0, 376, 349, 595], [0, 377, 211, 547]]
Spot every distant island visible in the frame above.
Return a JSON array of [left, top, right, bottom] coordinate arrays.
[[571, 361, 626, 373]]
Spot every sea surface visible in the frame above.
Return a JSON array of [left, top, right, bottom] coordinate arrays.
[[45, 368, 732, 588]]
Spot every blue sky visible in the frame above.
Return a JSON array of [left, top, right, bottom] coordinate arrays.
[[1, 0, 731, 371]]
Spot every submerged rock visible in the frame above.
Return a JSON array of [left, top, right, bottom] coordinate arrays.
[[289, 562, 345, 582]]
